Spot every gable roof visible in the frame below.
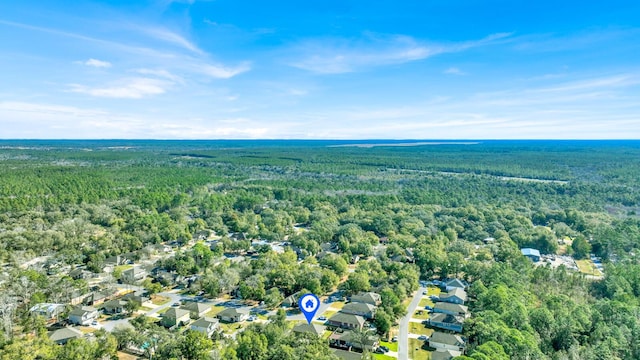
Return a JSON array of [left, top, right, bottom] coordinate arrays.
[[103, 299, 126, 308], [430, 331, 465, 346], [446, 278, 466, 288], [342, 302, 376, 313], [440, 288, 468, 302], [430, 313, 464, 325], [218, 307, 250, 317], [69, 306, 97, 316], [164, 308, 190, 319], [292, 323, 326, 336], [351, 292, 381, 304], [431, 349, 462, 360], [191, 317, 219, 328], [434, 302, 468, 314], [49, 327, 83, 342], [328, 312, 366, 327], [332, 330, 379, 346], [180, 302, 211, 313]]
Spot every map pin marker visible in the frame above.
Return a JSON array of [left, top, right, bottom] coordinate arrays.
[[298, 293, 320, 324]]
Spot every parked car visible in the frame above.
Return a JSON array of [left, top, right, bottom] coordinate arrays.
[[379, 345, 389, 352], [418, 335, 428, 341], [391, 336, 398, 342], [172, 302, 180, 307], [374, 348, 385, 354], [318, 316, 327, 321], [425, 305, 433, 311]]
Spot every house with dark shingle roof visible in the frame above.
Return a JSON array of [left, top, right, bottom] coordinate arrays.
[[445, 278, 467, 291], [327, 312, 366, 330], [329, 330, 379, 352], [427, 313, 464, 333]]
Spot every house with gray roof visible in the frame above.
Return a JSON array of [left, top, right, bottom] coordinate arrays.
[[438, 288, 467, 305], [433, 303, 469, 318], [29, 303, 65, 320], [350, 292, 381, 306], [329, 330, 379, 352], [217, 308, 250, 323], [327, 312, 366, 330], [68, 306, 98, 326], [429, 331, 466, 353], [190, 317, 219, 337], [445, 278, 467, 292], [162, 308, 191, 328], [180, 302, 211, 319], [292, 323, 326, 337], [431, 349, 462, 360], [427, 313, 464, 333], [341, 302, 376, 319], [49, 327, 83, 345]]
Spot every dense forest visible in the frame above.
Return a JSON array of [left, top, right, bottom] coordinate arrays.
[[1, 140, 640, 360]]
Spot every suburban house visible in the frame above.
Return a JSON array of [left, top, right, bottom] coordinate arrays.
[[521, 248, 541, 262], [438, 288, 467, 305], [427, 313, 464, 333], [29, 303, 65, 321], [68, 268, 92, 280], [180, 302, 211, 319], [341, 302, 376, 319], [329, 330, 379, 352], [121, 266, 147, 284], [190, 317, 220, 337], [431, 349, 463, 360], [327, 312, 366, 330], [292, 323, 327, 337], [445, 279, 467, 292], [105, 255, 130, 266], [429, 332, 466, 353], [68, 306, 99, 326], [102, 299, 127, 314], [433, 303, 469, 318], [217, 308, 250, 323], [282, 294, 298, 308], [162, 308, 191, 328], [391, 248, 416, 263], [122, 291, 149, 305], [49, 327, 83, 345], [350, 292, 382, 306]]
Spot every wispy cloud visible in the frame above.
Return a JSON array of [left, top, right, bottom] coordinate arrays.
[[288, 32, 511, 74], [78, 58, 112, 68], [69, 78, 173, 99], [444, 67, 466, 75], [198, 62, 252, 79], [136, 26, 204, 55]]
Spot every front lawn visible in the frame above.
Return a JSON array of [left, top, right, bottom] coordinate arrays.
[[372, 354, 396, 360], [413, 310, 430, 320], [151, 295, 170, 306], [379, 341, 398, 352], [409, 322, 433, 336], [408, 338, 430, 360], [205, 306, 225, 317]]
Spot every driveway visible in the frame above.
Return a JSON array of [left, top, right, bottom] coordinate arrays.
[[398, 286, 425, 360]]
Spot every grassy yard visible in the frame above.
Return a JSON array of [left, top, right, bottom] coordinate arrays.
[[156, 308, 170, 315], [329, 301, 346, 310], [426, 287, 441, 296], [372, 354, 396, 360], [418, 298, 432, 308], [413, 310, 430, 320], [319, 309, 338, 319], [379, 341, 398, 352], [219, 321, 245, 334], [322, 330, 333, 340], [409, 338, 430, 360], [576, 260, 603, 276], [114, 265, 133, 273], [409, 322, 433, 336], [151, 295, 171, 306], [139, 306, 153, 312], [205, 306, 225, 317]]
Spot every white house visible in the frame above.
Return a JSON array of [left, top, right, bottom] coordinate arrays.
[[429, 332, 466, 352], [190, 317, 219, 337], [68, 306, 99, 325]]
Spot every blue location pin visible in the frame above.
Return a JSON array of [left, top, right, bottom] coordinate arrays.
[[298, 293, 320, 324]]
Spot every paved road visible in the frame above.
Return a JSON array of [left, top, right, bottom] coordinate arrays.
[[398, 286, 425, 360]]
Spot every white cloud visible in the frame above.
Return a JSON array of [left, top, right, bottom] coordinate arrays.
[[289, 32, 511, 74], [198, 62, 251, 79], [80, 58, 112, 68], [138, 26, 204, 55], [69, 77, 172, 99], [444, 67, 466, 75]]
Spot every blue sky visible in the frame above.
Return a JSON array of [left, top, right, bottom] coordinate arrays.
[[0, 0, 639, 139]]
